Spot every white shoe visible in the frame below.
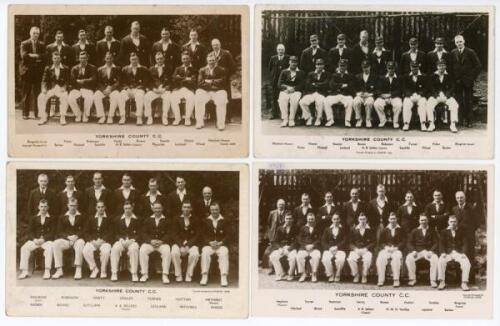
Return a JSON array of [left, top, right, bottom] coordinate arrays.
[[82, 115, 89, 123], [275, 274, 283, 281], [461, 282, 470, 291], [361, 275, 368, 284], [325, 119, 334, 127], [305, 117, 313, 126], [288, 120, 295, 127], [74, 267, 82, 280], [421, 123, 427, 131], [365, 120, 372, 128], [185, 275, 192, 282], [60, 116, 67, 125], [334, 275, 341, 282], [345, 120, 351, 127], [184, 119, 191, 126], [200, 274, 208, 285], [353, 274, 360, 283], [311, 274, 318, 283], [403, 123, 409, 131], [328, 275, 334, 282], [100, 271, 107, 279], [119, 117, 126, 125], [378, 120, 386, 128], [162, 117, 169, 125], [172, 119, 181, 126], [314, 119, 322, 126], [136, 117, 143, 125], [355, 119, 363, 127], [38, 118, 48, 125], [162, 274, 170, 284], [428, 122, 436, 132], [75, 115, 82, 123], [176, 275, 183, 282], [98, 116, 106, 124], [393, 280, 400, 287], [431, 280, 438, 288], [298, 274, 306, 282], [52, 268, 63, 279], [393, 122, 400, 129], [438, 280, 446, 290], [146, 116, 153, 125], [131, 274, 138, 282], [90, 267, 99, 279], [140, 274, 148, 282], [450, 123, 458, 133], [408, 279, 416, 286], [111, 273, 118, 282], [43, 269, 51, 279], [18, 271, 28, 279], [221, 275, 228, 287], [106, 117, 113, 124], [280, 120, 288, 127], [196, 124, 203, 129]]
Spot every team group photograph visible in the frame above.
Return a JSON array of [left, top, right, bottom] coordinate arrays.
[[15, 170, 241, 288], [258, 169, 487, 291], [14, 14, 243, 132], [260, 10, 489, 135]]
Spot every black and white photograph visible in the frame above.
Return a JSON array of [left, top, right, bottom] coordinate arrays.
[[252, 162, 493, 318], [6, 162, 249, 318], [254, 5, 493, 159], [8, 5, 249, 158]]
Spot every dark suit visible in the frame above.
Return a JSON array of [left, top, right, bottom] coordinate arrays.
[[172, 65, 198, 91], [140, 217, 171, 244], [400, 50, 426, 75], [46, 42, 74, 67], [296, 225, 321, 250], [367, 198, 393, 229], [378, 226, 405, 252], [397, 204, 421, 234], [27, 188, 58, 220], [83, 216, 114, 243], [56, 213, 86, 239], [267, 209, 286, 242], [268, 54, 290, 118], [137, 193, 166, 220], [56, 189, 84, 216], [27, 214, 56, 241], [114, 217, 140, 241], [200, 217, 229, 246], [303, 70, 330, 96], [407, 227, 438, 253], [351, 43, 371, 74], [197, 66, 227, 91], [439, 228, 468, 255], [151, 40, 181, 71], [402, 73, 428, 97], [327, 71, 355, 96], [299, 47, 327, 73], [172, 217, 199, 247], [166, 190, 194, 218], [96, 65, 121, 92], [376, 75, 402, 98], [119, 34, 150, 67], [316, 204, 340, 235], [426, 50, 451, 74], [327, 46, 352, 72], [112, 188, 138, 216], [450, 47, 481, 124], [424, 201, 450, 232], [41, 65, 71, 91], [182, 42, 208, 71], [342, 200, 367, 228], [353, 73, 378, 94], [277, 69, 306, 92], [83, 186, 113, 217], [271, 225, 298, 251], [121, 65, 150, 90], [321, 225, 348, 251], [349, 226, 375, 250], [71, 42, 96, 65], [19, 39, 45, 117], [70, 64, 97, 90], [95, 38, 121, 67], [210, 49, 235, 76], [148, 65, 173, 90], [369, 49, 392, 76], [429, 72, 455, 98], [452, 203, 480, 282], [293, 205, 314, 228]]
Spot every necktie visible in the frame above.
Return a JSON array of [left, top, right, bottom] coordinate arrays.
[[107, 67, 110, 79], [32, 41, 36, 54]]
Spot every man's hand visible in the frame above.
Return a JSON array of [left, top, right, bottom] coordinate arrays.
[[441, 253, 447, 259], [305, 244, 314, 251], [425, 252, 433, 260], [128, 90, 135, 99], [412, 251, 418, 258], [34, 238, 44, 246], [330, 246, 337, 254], [95, 239, 105, 247], [341, 83, 348, 88]]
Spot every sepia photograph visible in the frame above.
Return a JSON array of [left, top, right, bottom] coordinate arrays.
[[6, 162, 249, 317], [8, 5, 249, 158], [254, 5, 494, 159], [252, 162, 493, 318]]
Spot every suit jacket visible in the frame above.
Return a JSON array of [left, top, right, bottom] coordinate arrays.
[[19, 39, 45, 77], [439, 228, 467, 255], [397, 203, 421, 233], [277, 69, 306, 93], [376, 75, 402, 98], [210, 49, 236, 76], [70, 63, 97, 90], [46, 42, 74, 67], [119, 34, 150, 67], [84, 216, 114, 243], [148, 65, 174, 90], [293, 205, 314, 227], [351, 43, 372, 74], [121, 65, 150, 90], [402, 73, 428, 97], [378, 226, 405, 251], [369, 49, 392, 76], [267, 209, 286, 242], [316, 204, 340, 234], [172, 217, 199, 247], [452, 203, 480, 235], [424, 201, 450, 232], [56, 189, 84, 216], [367, 198, 394, 229], [95, 38, 121, 67], [27, 214, 56, 241], [140, 216, 171, 244], [426, 50, 452, 74], [84, 186, 113, 217], [114, 216, 140, 241], [268, 54, 290, 86], [137, 193, 166, 220], [304, 70, 330, 95], [429, 72, 455, 98], [299, 46, 327, 73], [271, 224, 298, 251], [296, 225, 321, 250], [172, 64, 198, 91], [407, 227, 438, 253], [27, 188, 58, 218], [327, 71, 355, 96], [166, 190, 194, 218], [400, 50, 427, 75], [182, 42, 208, 71], [353, 73, 378, 95], [96, 65, 121, 92], [41, 65, 71, 91], [450, 47, 481, 86], [349, 226, 375, 250], [196, 198, 216, 219], [197, 65, 227, 91], [151, 40, 181, 70], [112, 188, 138, 216], [200, 216, 230, 245], [56, 212, 86, 239], [327, 46, 352, 72], [342, 200, 367, 228], [71, 42, 96, 65], [320, 225, 348, 251]]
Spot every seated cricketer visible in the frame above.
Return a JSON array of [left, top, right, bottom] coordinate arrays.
[[375, 212, 405, 287], [347, 212, 375, 284], [119, 52, 149, 125], [320, 212, 348, 283], [93, 51, 122, 125], [373, 61, 402, 128], [296, 212, 322, 283], [277, 55, 306, 128], [269, 211, 298, 281], [298, 58, 330, 127], [324, 58, 354, 127], [67, 50, 98, 124], [171, 51, 198, 126], [352, 60, 377, 128]]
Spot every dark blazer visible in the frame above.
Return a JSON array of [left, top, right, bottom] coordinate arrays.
[[321, 225, 348, 251], [45, 42, 74, 67], [396, 203, 421, 233], [293, 205, 314, 228], [84, 216, 114, 243], [172, 65, 198, 91], [182, 42, 208, 71], [137, 193, 166, 219], [400, 50, 427, 75], [426, 50, 452, 74], [197, 66, 227, 91], [140, 216, 171, 244], [70, 63, 97, 90], [369, 49, 392, 76], [296, 225, 321, 250], [172, 217, 199, 247], [407, 227, 438, 253], [196, 198, 216, 220], [56, 212, 86, 239], [439, 228, 467, 255], [96, 65, 121, 92], [41, 65, 70, 90], [114, 216, 140, 241], [84, 186, 113, 217], [429, 72, 455, 98], [148, 65, 174, 90], [166, 190, 194, 217], [424, 201, 450, 232], [316, 204, 340, 234], [210, 49, 236, 76], [56, 189, 84, 216], [299, 47, 327, 73], [378, 226, 405, 251], [27, 214, 56, 241], [353, 73, 378, 94], [367, 198, 394, 229], [327, 71, 355, 96], [112, 188, 139, 216], [271, 225, 298, 251], [267, 209, 286, 242], [119, 34, 150, 67], [349, 226, 375, 250], [96, 38, 121, 66], [27, 188, 58, 218], [304, 70, 330, 96], [200, 216, 230, 246], [450, 47, 481, 87], [121, 65, 150, 90], [451, 203, 480, 235], [327, 46, 352, 72], [268, 54, 290, 86], [376, 75, 402, 98], [342, 200, 368, 228], [402, 73, 428, 97], [151, 41, 181, 70], [19, 39, 45, 77], [351, 43, 371, 74], [71, 42, 96, 65], [277, 69, 306, 93]]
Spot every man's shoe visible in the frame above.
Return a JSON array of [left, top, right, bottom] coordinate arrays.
[[200, 274, 208, 286], [393, 280, 400, 288], [355, 119, 363, 128], [334, 275, 341, 282], [428, 122, 436, 132], [184, 119, 191, 126], [286, 275, 294, 281], [461, 282, 470, 291], [314, 119, 321, 126], [325, 119, 335, 127], [353, 275, 360, 283], [75, 115, 82, 123], [328, 275, 334, 283], [60, 116, 67, 125], [298, 274, 306, 282], [18, 271, 29, 279], [82, 115, 89, 123], [288, 120, 295, 127], [345, 120, 351, 128], [119, 117, 126, 125], [365, 120, 372, 128], [185, 275, 192, 282], [74, 267, 82, 280], [361, 275, 368, 284], [403, 123, 409, 131], [176, 275, 183, 282], [136, 117, 143, 125], [131, 274, 139, 282], [311, 274, 318, 283], [438, 280, 446, 290], [196, 124, 203, 129], [22, 115, 29, 120], [90, 267, 99, 279], [280, 120, 288, 127], [421, 123, 427, 131], [450, 122, 458, 133], [162, 274, 170, 284], [111, 273, 118, 281], [377, 282, 384, 287], [38, 118, 48, 125], [267, 269, 275, 276], [52, 269, 63, 279], [408, 279, 416, 286], [146, 116, 153, 125], [100, 271, 107, 279], [162, 117, 169, 126], [393, 122, 400, 129], [275, 275, 283, 281], [305, 117, 313, 126], [221, 275, 228, 287], [140, 274, 148, 282], [378, 120, 386, 128], [431, 280, 438, 288], [43, 269, 51, 280], [172, 119, 181, 126], [98, 116, 106, 124]]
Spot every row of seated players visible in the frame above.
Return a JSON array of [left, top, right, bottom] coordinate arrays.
[[277, 57, 460, 132], [18, 199, 232, 287], [269, 211, 472, 291], [37, 50, 230, 130]]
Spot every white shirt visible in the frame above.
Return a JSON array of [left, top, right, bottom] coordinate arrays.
[[331, 225, 340, 237], [376, 197, 387, 214], [189, 41, 199, 52], [94, 185, 105, 200], [410, 52, 417, 61], [208, 215, 224, 228], [351, 200, 359, 211], [106, 66, 113, 79], [131, 34, 140, 47], [363, 73, 370, 83], [121, 214, 137, 228], [387, 224, 400, 237], [95, 214, 106, 227], [146, 190, 162, 204], [156, 63, 164, 76], [151, 214, 166, 227], [301, 204, 312, 215], [37, 212, 50, 225], [161, 40, 172, 52], [63, 187, 77, 198], [120, 185, 134, 199], [419, 226, 429, 237], [177, 188, 187, 202], [66, 211, 81, 226], [360, 43, 369, 54]]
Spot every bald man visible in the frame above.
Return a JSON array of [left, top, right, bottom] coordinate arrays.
[[268, 44, 290, 119]]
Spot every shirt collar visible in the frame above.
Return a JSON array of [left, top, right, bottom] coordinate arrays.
[[336, 68, 349, 74], [434, 70, 449, 75], [129, 64, 142, 69], [95, 212, 107, 218], [410, 71, 423, 76], [94, 185, 106, 190], [146, 190, 162, 196], [37, 212, 50, 217], [372, 47, 387, 53], [385, 73, 397, 78], [433, 199, 444, 205], [52, 41, 67, 47], [386, 223, 400, 230], [447, 226, 457, 231], [322, 202, 335, 207], [188, 41, 200, 46], [208, 214, 224, 222], [355, 224, 370, 230], [330, 224, 342, 229], [151, 214, 166, 220], [155, 63, 165, 68], [336, 45, 346, 49], [120, 185, 135, 190], [377, 196, 388, 202], [77, 40, 90, 45], [65, 210, 81, 217], [404, 201, 417, 207], [51, 64, 62, 69], [102, 37, 117, 42], [177, 188, 187, 195], [286, 67, 300, 72], [301, 203, 312, 209], [121, 214, 137, 220], [63, 187, 77, 192], [104, 64, 116, 68], [433, 48, 447, 53], [160, 39, 172, 45], [418, 225, 429, 231]]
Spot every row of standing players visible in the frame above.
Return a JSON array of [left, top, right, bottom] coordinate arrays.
[[269, 33, 481, 131], [264, 187, 481, 290], [19, 174, 232, 286]]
